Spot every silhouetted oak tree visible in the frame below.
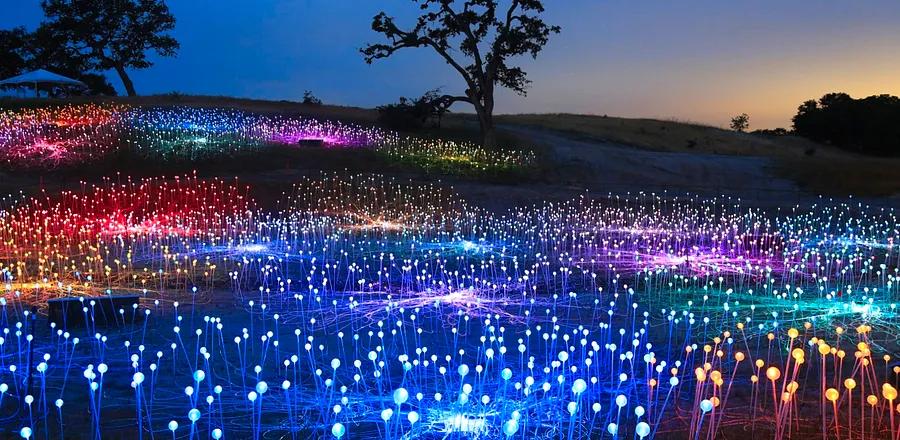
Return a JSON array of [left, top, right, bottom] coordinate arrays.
[[362, 0, 560, 147], [40, 0, 178, 96]]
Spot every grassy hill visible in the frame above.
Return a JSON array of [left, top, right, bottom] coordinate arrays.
[[493, 113, 827, 157], [490, 113, 900, 197], [4, 95, 900, 197]]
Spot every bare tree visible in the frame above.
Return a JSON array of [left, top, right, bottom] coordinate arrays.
[[362, 0, 559, 147]]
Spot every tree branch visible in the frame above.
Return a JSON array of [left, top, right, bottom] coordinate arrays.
[[437, 94, 472, 108], [440, 2, 485, 88], [362, 13, 480, 100], [485, 0, 521, 85]]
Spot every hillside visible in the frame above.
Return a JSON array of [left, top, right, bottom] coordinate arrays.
[[4, 95, 900, 199], [491, 113, 900, 197], [493, 113, 832, 158]]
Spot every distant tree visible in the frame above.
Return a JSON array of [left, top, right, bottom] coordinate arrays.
[[377, 88, 453, 131], [40, 0, 179, 96], [301, 90, 323, 106], [362, 0, 560, 147], [792, 92, 900, 156], [792, 100, 821, 138], [730, 113, 749, 132]]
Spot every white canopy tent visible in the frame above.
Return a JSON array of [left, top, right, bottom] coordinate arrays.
[[0, 69, 87, 97]]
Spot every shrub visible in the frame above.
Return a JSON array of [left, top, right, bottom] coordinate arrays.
[[730, 113, 749, 132], [751, 127, 789, 136], [301, 90, 322, 106], [377, 89, 450, 131]]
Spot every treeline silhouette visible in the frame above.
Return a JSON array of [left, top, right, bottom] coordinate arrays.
[[0, 27, 116, 96], [792, 92, 900, 156]]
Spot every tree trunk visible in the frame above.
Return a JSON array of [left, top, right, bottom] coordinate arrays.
[[481, 121, 497, 148], [113, 64, 137, 96], [481, 89, 497, 148], [471, 98, 497, 148]]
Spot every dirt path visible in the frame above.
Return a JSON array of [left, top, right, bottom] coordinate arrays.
[[508, 124, 798, 193]]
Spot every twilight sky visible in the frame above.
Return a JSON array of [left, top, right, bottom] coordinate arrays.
[[4, 1, 900, 128]]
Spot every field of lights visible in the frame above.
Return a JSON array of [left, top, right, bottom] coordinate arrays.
[[0, 169, 895, 440], [0, 104, 535, 175]]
